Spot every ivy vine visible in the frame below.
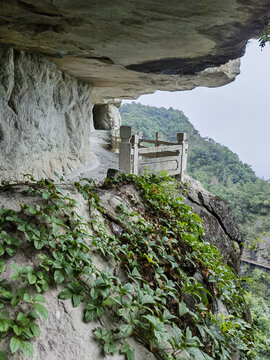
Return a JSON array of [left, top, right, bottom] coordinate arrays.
[[0, 173, 262, 359]]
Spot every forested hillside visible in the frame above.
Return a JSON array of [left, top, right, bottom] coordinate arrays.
[[120, 103, 270, 241], [120, 102, 270, 357]]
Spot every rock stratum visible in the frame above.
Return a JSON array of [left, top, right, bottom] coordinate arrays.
[[1, 0, 270, 102]]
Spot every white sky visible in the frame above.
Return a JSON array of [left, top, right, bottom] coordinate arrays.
[[124, 41, 270, 180]]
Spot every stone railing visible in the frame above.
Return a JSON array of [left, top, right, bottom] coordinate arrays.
[[119, 125, 188, 181]]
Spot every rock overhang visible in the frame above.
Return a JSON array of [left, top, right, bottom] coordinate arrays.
[[1, 0, 270, 102]]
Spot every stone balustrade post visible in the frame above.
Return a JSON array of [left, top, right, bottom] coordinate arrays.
[[132, 134, 139, 175], [119, 126, 132, 174], [177, 132, 188, 181], [155, 132, 163, 158], [155, 132, 163, 146]]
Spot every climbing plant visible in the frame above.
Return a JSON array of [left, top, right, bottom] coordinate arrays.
[[0, 173, 264, 359]]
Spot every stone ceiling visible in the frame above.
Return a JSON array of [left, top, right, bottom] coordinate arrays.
[[1, 0, 270, 102]]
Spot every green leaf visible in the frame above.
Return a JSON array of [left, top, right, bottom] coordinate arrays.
[[143, 314, 159, 328], [131, 267, 142, 279], [104, 342, 117, 355], [163, 309, 176, 321], [17, 312, 25, 322], [28, 206, 37, 215], [172, 324, 183, 346], [185, 347, 206, 360], [30, 322, 40, 338], [52, 222, 58, 236], [21, 341, 34, 357], [36, 271, 44, 280], [72, 294, 82, 308], [179, 301, 189, 316], [0, 351, 8, 360], [23, 327, 33, 339], [58, 288, 73, 300], [34, 303, 48, 319], [120, 324, 133, 338], [140, 294, 155, 305], [0, 259, 6, 274], [54, 270, 65, 284], [0, 245, 4, 256], [12, 324, 22, 336], [102, 297, 115, 306], [34, 240, 43, 250], [122, 283, 134, 292], [5, 216, 17, 222], [0, 321, 9, 332], [32, 294, 45, 303], [10, 263, 20, 273], [93, 327, 102, 340], [17, 224, 26, 232], [42, 190, 50, 200], [185, 327, 193, 341], [28, 310, 39, 320], [6, 246, 17, 256], [23, 293, 31, 302], [17, 288, 26, 299], [10, 337, 21, 353], [97, 306, 104, 319], [84, 310, 96, 323], [27, 273, 37, 285], [121, 342, 135, 360]]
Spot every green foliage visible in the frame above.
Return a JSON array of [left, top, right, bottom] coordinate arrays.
[[256, 23, 270, 48], [244, 269, 270, 359], [0, 173, 264, 359], [120, 102, 198, 142]]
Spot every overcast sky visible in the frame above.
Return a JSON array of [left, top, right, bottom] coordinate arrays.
[[124, 40, 270, 180]]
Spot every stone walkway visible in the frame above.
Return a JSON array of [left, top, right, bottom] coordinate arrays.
[[65, 130, 119, 183]]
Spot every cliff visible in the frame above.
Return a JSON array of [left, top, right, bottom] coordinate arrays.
[[1, 1, 270, 102], [0, 173, 249, 360]]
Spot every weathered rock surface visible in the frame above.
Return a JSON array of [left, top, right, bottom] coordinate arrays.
[[0, 177, 243, 359], [0, 45, 93, 181], [0, 1, 270, 101], [184, 176, 242, 271], [93, 105, 122, 130], [243, 234, 270, 265]]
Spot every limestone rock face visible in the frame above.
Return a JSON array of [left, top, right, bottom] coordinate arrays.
[[93, 105, 122, 130], [184, 176, 242, 272], [0, 45, 93, 181], [0, 1, 270, 101]]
